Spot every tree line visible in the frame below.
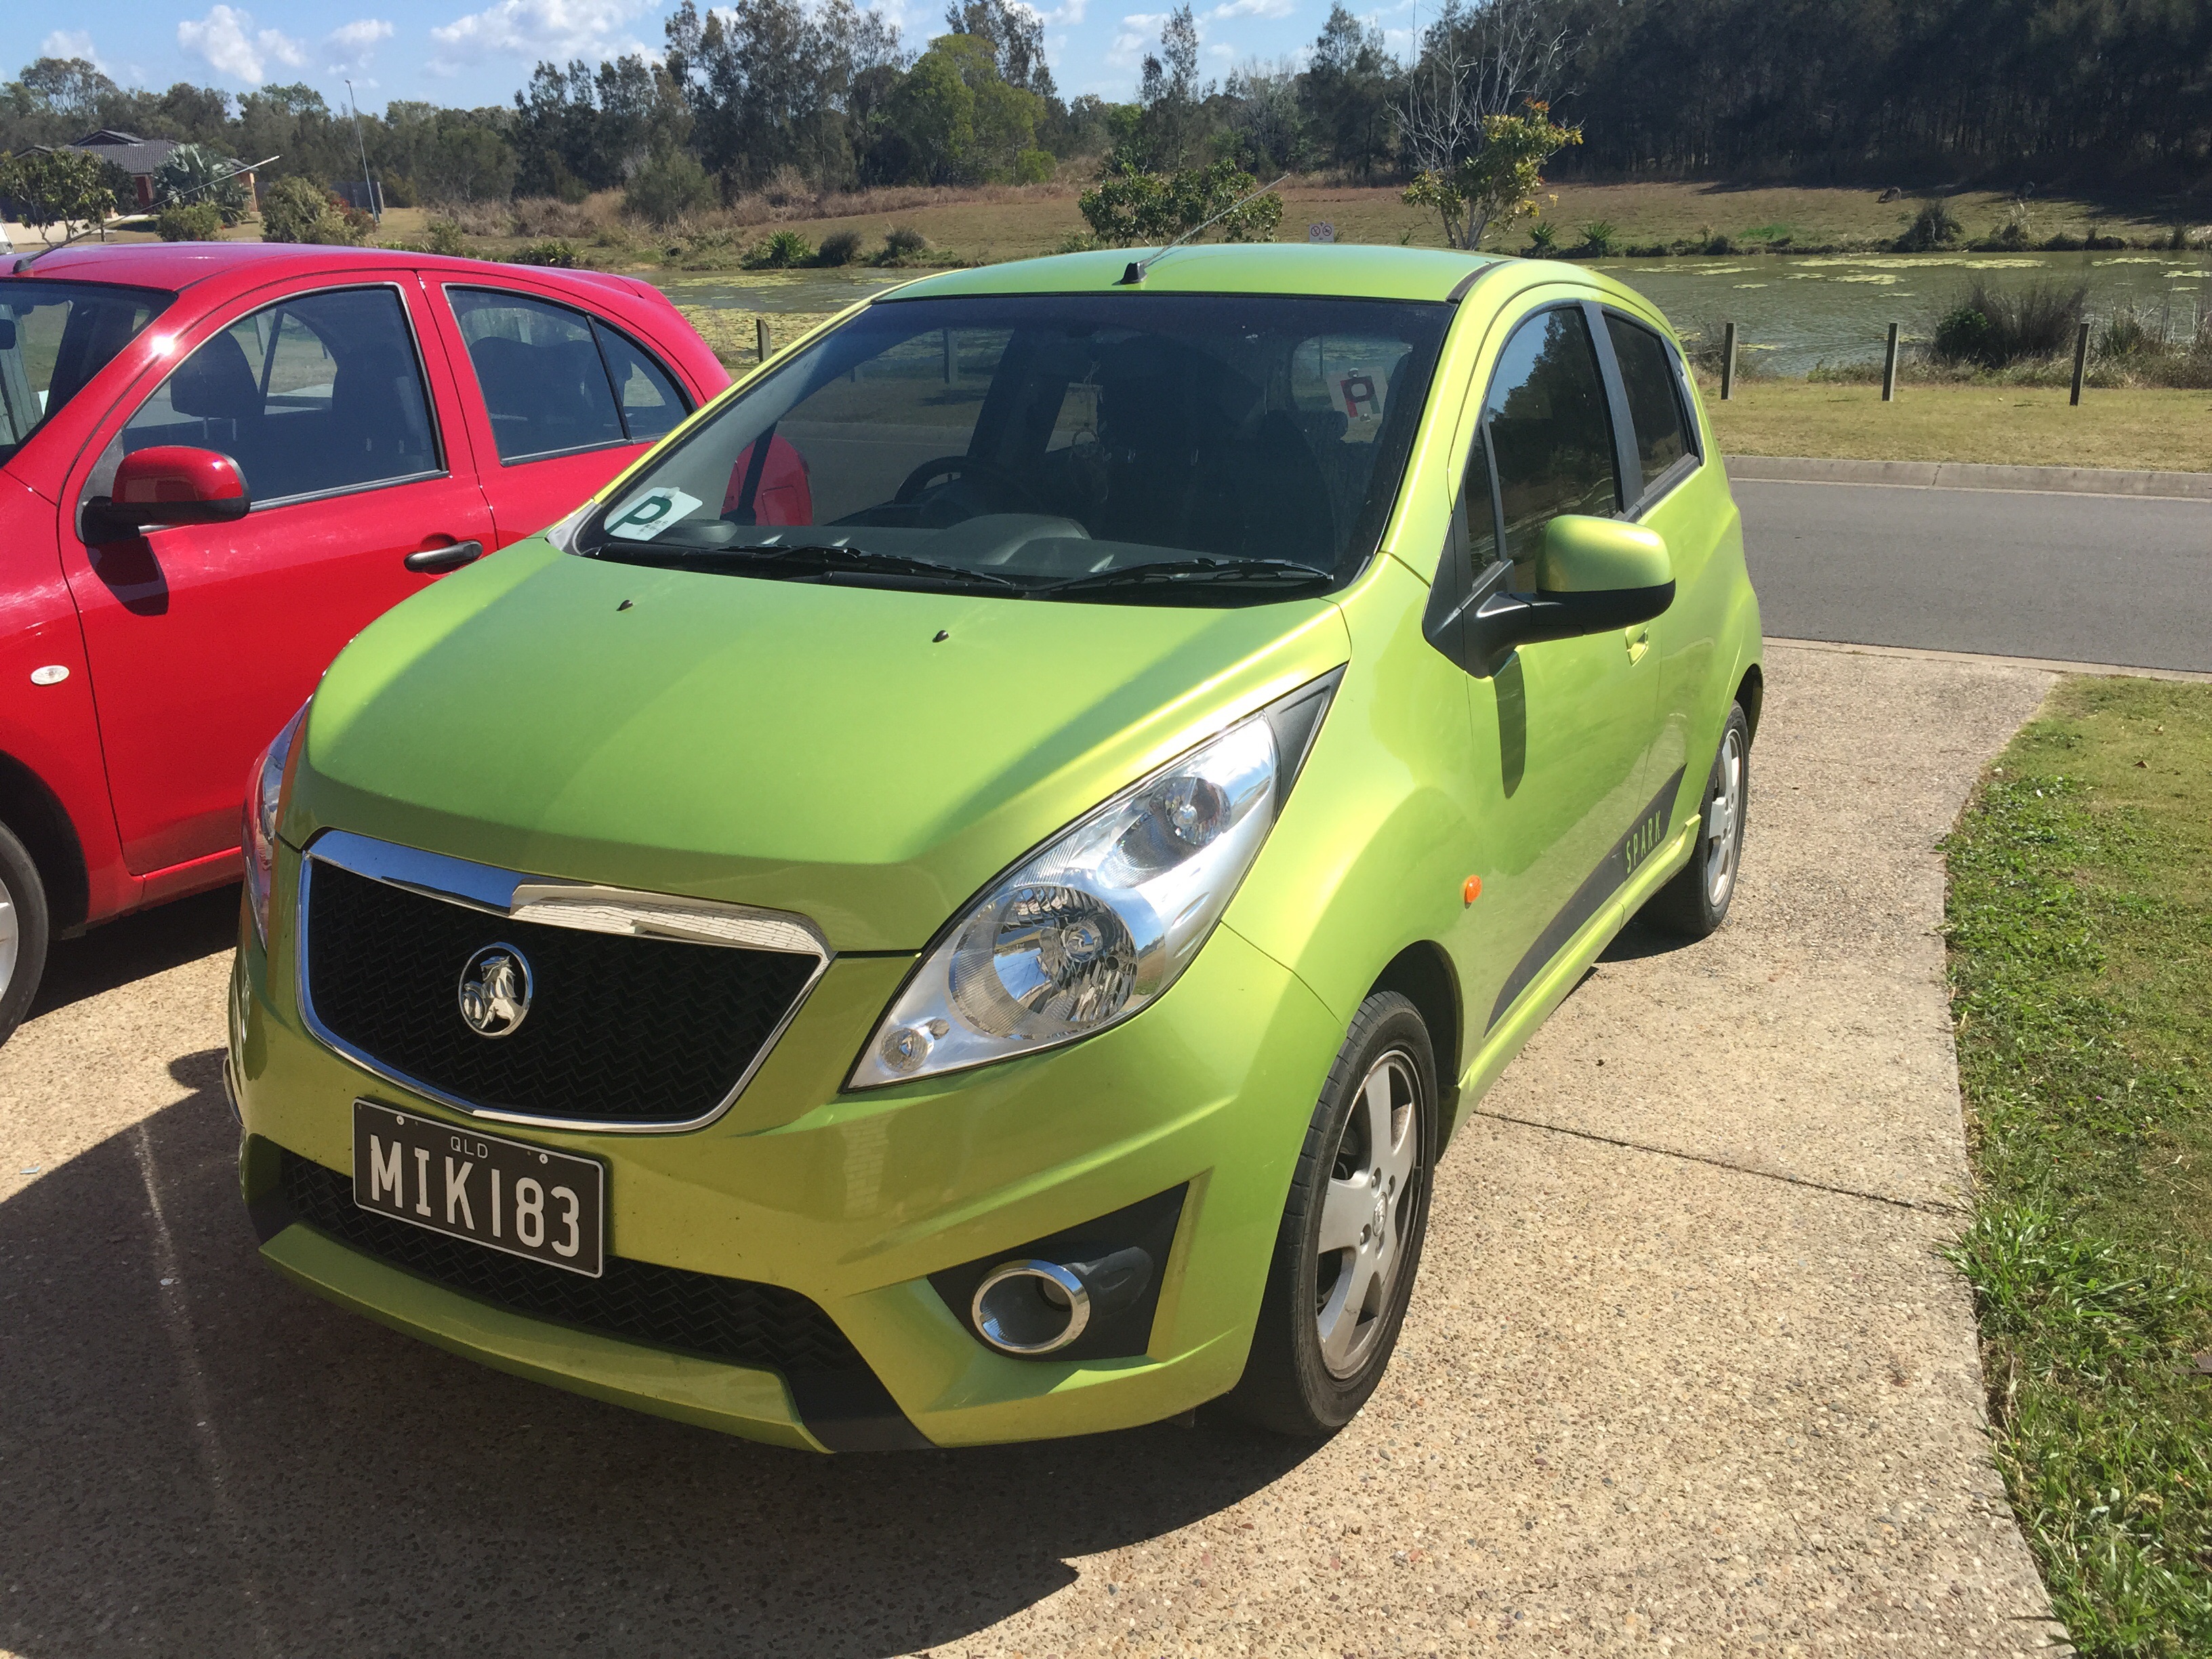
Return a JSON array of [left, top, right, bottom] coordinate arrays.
[[3, 0, 2206, 220]]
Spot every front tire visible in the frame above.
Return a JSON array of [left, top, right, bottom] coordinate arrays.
[[0, 820, 52, 1047], [1644, 701, 1750, 940], [1228, 991, 1436, 1437]]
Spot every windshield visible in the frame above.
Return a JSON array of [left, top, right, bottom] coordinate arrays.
[[573, 293, 1450, 602], [0, 281, 172, 464]]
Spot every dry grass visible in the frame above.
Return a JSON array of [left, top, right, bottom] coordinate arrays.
[[1706, 379, 2212, 472]]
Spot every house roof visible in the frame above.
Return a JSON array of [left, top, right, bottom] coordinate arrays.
[[68, 131, 182, 178]]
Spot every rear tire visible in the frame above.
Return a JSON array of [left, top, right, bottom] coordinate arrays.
[[1227, 991, 1436, 1438], [0, 820, 52, 1047], [1643, 701, 1750, 940]]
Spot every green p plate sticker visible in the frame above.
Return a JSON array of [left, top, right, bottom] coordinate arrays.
[[605, 487, 704, 541]]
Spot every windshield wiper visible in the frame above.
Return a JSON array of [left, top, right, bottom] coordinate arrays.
[[590, 541, 1020, 589], [1042, 558, 1336, 598]]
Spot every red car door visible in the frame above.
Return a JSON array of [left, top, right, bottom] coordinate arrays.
[[58, 272, 494, 878], [423, 281, 693, 546]]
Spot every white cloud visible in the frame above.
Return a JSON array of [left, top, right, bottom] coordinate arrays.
[[1211, 0, 1293, 16], [325, 18, 395, 72], [41, 30, 104, 66], [178, 6, 307, 83], [1032, 0, 1087, 22], [428, 0, 645, 72]]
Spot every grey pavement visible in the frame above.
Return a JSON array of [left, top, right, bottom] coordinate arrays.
[[0, 643, 2068, 1656], [1738, 477, 2212, 672]]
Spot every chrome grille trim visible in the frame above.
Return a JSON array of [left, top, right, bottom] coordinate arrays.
[[293, 829, 832, 1134]]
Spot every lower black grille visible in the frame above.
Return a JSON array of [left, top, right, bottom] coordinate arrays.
[[280, 1151, 866, 1375], [303, 860, 819, 1125]]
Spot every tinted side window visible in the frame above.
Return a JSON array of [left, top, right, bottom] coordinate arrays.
[[596, 325, 689, 443], [1483, 306, 1620, 589], [102, 286, 437, 504], [450, 290, 626, 462], [1604, 314, 1693, 495]]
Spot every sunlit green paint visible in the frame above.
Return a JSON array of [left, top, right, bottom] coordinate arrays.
[[234, 244, 1761, 1448]]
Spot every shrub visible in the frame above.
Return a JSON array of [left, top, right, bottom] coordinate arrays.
[[258, 176, 361, 245], [1576, 219, 1617, 256], [1015, 147, 1056, 185], [155, 203, 223, 241], [1525, 219, 1559, 255], [1930, 278, 2087, 367], [426, 218, 469, 258], [1896, 198, 1963, 251], [1054, 231, 1101, 254], [882, 224, 930, 258], [625, 150, 716, 228], [814, 229, 863, 266], [512, 239, 578, 268], [745, 228, 815, 268]]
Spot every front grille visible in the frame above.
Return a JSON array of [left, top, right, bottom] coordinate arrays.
[[280, 1151, 867, 1374], [303, 860, 819, 1126]]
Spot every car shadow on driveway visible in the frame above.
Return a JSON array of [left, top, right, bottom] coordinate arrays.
[[0, 1066, 1314, 1659], [29, 885, 241, 1021]]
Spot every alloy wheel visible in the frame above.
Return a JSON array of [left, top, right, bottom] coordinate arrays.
[[0, 872, 16, 1003], [1313, 1049, 1421, 1378], [1703, 724, 1746, 909]]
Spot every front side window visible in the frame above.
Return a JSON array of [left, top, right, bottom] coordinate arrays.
[[1603, 314, 1694, 497], [95, 286, 438, 505], [0, 280, 171, 464], [1483, 306, 1620, 590], [449, 289, 689, 462], [571, 293, 1450, 605]]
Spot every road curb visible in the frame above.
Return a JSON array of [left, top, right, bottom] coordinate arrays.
[[1768, 636, 2212, 684], [1727, 454, 2212, 500]]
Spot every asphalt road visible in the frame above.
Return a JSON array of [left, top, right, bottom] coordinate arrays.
[[1737, 478, 2212, 672], [0, 644, 2068, 1657]]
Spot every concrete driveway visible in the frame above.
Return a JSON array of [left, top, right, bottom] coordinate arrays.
[[0, 642, 2071, 1657]]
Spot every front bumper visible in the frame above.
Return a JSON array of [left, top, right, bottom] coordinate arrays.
[[230, 840, 1342, 1450]]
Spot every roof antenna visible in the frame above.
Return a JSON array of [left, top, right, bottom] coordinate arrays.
[[1118, 173, 1290, 285]]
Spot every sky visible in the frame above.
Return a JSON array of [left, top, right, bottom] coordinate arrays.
[[5, 0, 1418, 115]]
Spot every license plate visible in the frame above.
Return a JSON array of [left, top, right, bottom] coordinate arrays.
[[352, 1099, 605, 1277]]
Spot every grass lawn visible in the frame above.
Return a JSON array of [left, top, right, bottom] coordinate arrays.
[[1944, 676, 2212, 1657], [1708, 381, 2212, 473]]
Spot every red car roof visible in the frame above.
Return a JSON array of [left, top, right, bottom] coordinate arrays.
[[8, 239, 668, 310]]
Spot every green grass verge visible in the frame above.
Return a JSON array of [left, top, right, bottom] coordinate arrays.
[[1944, 676, 2212, 1657]]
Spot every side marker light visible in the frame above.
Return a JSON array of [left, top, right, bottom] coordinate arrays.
[[1462, 875, 1482, 905]]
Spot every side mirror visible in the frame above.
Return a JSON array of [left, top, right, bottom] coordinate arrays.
[[82, 446, 251, 544], [1464, 516, 1675, 677]]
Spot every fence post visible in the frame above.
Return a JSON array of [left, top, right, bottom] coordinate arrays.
[[2070, 321, 2091, 406], [1881, 322, 1900, 402], [1720, 321, 1737, 401], [756, 316, 770, 365]]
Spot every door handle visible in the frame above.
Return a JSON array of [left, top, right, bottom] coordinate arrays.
[[405, 539, 483, 574]]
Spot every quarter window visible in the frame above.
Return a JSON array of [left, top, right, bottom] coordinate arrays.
[[448, 289, 689, 462], [98, 286, 438, 505], [1603, 314, 1694, 496], [1482, 306, 1621, 590]]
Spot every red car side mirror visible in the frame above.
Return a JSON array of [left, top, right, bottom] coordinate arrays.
[[82, 446, 251, 544]]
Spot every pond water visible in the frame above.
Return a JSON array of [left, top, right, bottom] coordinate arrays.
[[645, 251, 2212, 378], [1588, 250, 2211, 375], [650, 268, 914, 316]]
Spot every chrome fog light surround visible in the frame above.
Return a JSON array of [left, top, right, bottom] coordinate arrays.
[[972, 1259, 1092, 1355]]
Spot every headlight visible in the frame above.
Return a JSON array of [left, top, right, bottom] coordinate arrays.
[[243, 701, 308, 945], [851, 672, 1339, 1088]]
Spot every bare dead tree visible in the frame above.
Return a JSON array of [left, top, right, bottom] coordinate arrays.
[[1398, 0, 1575, 178]]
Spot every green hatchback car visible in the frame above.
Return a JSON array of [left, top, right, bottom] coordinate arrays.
[[230, 243, 1760, 1451]]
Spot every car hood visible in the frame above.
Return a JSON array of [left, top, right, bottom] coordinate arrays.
[[289, 540, 1351, 951]]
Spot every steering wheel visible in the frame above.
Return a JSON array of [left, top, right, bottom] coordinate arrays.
[[893, 455, 1050, 514]]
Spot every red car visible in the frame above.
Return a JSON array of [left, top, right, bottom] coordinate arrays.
[[0, 242, 729, 1042]]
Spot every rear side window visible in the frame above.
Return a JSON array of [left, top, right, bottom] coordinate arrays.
[[1483, 306, 1620, 589], [96, 285, 438, 505], [1604, 314, 1694, 496], [448, 289, 689, 462]]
